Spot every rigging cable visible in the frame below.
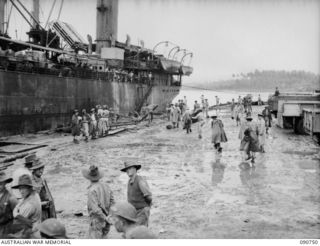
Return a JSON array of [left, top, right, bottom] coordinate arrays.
[[4, 2, 13, 34], [57, 0, 64, 21], [45, 0, 57, 29]]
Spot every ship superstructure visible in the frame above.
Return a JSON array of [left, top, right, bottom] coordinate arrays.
[[0, 0, 193, 136]]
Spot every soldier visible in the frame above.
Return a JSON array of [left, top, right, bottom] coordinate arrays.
[[111, 202, 156, 239], [0, 171, 18, 238], [182, 108, 192, 134], [211, 112, 227, 153], [82, 165, 114, 239], [81, 109, 91, 142], [262, 105, 272, 134], [11, 174, 42, 237], [204, 99, 209, 118], [30, 159, 56, 221], [89, 108, 98, 139], [121, 162, 152, 226], [257, 113, 266, 153], [71, 109, 81, 144], [239, 115, 260, 163], [38, 219, 68, 239], [171, 104, 181, 128], [11, 154, 35, 199]]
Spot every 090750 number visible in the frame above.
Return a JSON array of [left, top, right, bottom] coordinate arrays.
[[300, 240, 318, 245]]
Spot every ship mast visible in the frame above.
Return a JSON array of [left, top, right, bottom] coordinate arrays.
[[0, 0, 6, 33], [96, 0, 118, 54]]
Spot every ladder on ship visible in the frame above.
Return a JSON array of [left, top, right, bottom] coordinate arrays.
[[136, 85, 153, 112], [49, 21, 88, 52]]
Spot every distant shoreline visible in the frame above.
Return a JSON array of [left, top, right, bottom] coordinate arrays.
[[181, 86, 274, 94]]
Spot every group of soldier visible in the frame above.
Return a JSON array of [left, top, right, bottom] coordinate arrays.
[[0, 154, 156, 239], [71, 105, 119, 143], [0, 93, 275, 240], [166, 94, 272, 165]]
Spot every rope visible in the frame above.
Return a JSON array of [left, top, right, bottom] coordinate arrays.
[[45, 0, 57, 29], [57, 0, 64, 21]]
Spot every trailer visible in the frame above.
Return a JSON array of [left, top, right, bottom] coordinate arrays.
[[303, 108, 320, 143], [268, 92, 320, 118], [277, 100, 320, 134]]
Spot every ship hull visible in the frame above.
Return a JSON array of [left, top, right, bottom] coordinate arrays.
[[0, 70, 180, 136]]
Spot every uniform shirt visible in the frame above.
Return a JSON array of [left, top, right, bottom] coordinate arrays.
[[125, 225, 156, 239], [0, 189, 18, 225], [13, 191, 41, 228], [32, 175, 49, 202], [87, 181, 114, 219], [127, 175, 152, 210]]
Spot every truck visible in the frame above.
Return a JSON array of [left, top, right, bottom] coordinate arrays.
[[268, 92, 320, 134]]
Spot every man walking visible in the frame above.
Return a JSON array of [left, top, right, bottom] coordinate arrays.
[[257, 113, 266, 153], [262, 105, 272, 134], [121, 162, 152, 226], [82, 165, 114, 239]]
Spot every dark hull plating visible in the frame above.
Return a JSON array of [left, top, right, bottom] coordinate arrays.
[[0, 70, 180, 136]]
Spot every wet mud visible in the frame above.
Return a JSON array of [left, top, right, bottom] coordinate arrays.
[[6, 107, 320, 238]]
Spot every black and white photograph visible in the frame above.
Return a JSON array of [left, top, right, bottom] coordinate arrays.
[[0, 0, 319, 242]]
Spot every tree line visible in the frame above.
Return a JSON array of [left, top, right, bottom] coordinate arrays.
[[197, 70, 320, 92]]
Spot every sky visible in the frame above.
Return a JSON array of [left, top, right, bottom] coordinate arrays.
[[5, 0, 320, 84]]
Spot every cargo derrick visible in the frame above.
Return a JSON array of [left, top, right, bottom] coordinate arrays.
[[0, 0, 193, 135]]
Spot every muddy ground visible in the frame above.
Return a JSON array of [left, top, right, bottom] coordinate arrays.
[[5, 106, 320, 239]]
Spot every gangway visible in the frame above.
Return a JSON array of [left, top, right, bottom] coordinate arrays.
[[49, 21, 88, 52]]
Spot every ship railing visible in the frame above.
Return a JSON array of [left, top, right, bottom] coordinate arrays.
[[124, 59, 160, 71], [0, 57, 155, 85]]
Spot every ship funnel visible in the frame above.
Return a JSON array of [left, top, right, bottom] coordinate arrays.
[[87, 34, 93, 54], [96, 0, 118, 54], [31, 0, 39, 29]]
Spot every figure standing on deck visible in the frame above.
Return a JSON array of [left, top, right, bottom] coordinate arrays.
[[121, 162, 152, 227], [30, 159, 56, 221], [82, 165, 114, 239], [239, 115, 260, 163], [0, 172, 18, 238], [211, 112, 227, 153]]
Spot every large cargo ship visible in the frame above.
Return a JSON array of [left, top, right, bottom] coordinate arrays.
[[0, 0, 193, 136]]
